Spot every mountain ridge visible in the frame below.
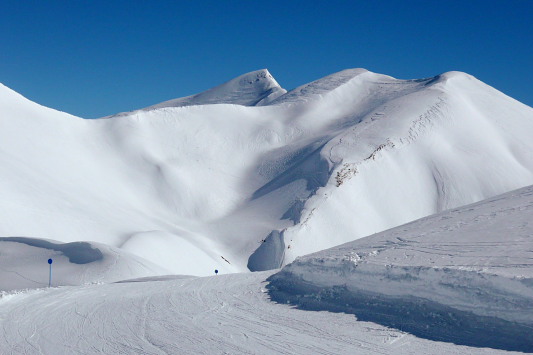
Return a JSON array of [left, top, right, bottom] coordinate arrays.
[[1, 68, 532, 275]]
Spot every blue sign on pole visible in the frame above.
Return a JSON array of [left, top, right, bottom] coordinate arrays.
[[48, 258, 53, 287], [215, 269, 219, 275]]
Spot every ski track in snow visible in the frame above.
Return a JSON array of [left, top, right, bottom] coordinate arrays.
[[0, 272, 506, 355]]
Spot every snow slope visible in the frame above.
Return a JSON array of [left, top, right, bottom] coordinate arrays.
[[1, 186, 532, 353], [1, 69, 533, 275], [0, 271, 515, 354], [0, 237, 167, 291], [269, 184, 533, 351], [277, 71, 533, 267]]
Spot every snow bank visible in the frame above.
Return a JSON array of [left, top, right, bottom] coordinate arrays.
[[268, 185, 533, 351], [0, 237, 168, 291]]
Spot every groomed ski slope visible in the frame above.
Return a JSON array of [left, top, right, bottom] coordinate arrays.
[[1, 69, 533, 275], [0, 272, 511, 354], [1, 185, 532, 353]]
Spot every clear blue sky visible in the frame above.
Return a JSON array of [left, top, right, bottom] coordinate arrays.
[[1, 0, 532, 118]]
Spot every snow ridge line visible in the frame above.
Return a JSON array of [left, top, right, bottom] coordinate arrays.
[[334, 96, 447, 187]]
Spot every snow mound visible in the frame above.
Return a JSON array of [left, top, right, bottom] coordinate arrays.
[[0, 237, 168, 291], [268, 185, 533, 351]]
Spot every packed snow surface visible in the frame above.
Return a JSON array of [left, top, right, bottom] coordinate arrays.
[[0, 271, 520, 354], [269, 184, 533, 351], [1, 68, 533, 275]]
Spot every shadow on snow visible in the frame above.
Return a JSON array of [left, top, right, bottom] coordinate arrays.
[[0, 237, 103, 264], [267, 275, 533, 353]]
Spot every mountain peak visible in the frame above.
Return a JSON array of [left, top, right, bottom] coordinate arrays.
[[140, 69, 287, 111], [266, 68, 373, 105], [238, 69, 279, 87], [425, 71, 475, 87]]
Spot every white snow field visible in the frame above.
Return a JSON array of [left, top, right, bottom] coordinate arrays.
[[1, 68, 532, 275], [0, 186, 532, 353]]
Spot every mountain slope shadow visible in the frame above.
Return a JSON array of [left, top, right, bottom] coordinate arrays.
[[247, 140, 331, 271], [267, 276, 533, 353]]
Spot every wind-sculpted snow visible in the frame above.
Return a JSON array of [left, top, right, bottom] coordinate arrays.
[[0, 237, 168, 291], [268, 185, 533, 351], [1, 68, 533, 275]]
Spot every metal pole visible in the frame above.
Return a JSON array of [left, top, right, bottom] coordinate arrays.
[[48, 258, 53, 287]]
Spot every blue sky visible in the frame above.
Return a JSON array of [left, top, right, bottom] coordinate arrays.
[[1, 0, 532, 118]]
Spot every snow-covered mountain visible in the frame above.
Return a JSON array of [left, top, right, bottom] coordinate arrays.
[[1, 68, 532, 275]]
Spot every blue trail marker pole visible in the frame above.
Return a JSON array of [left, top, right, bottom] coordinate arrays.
[[214, 269, 218, 275], [48, 258, 53, 287]]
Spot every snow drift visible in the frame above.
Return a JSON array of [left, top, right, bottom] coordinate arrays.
[[268, 184, 533, 351], [1, 68, 532, 275]]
